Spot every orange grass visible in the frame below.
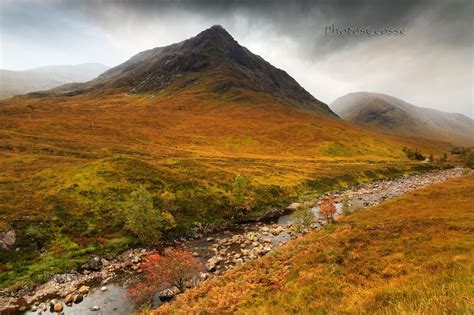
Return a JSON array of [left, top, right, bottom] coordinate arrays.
[[153, 174, 474, 314]]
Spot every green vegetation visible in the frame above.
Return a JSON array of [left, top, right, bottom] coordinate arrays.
[[124, 186, 176, 245], [342, 194, 351, 215], [293, 205, 315, 229], [465, 152, 474, 168], [153, 175, 474, 314], [402, 146, 425, 160]]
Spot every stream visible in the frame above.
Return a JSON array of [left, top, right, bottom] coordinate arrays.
[[1, 167, 464, 314]]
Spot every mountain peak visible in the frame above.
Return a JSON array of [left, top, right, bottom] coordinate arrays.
[[187, 25, 237, 50], [49, 26, 336, 117]]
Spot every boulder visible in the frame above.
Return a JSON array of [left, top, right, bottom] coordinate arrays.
[[73, 294, 83, 304], [90, 305, 100, 311], [53, 302, 63, 312], [64, 293, 74, 305], [0, 230, 16, 249], [100, 286, 108, 292], [205, 262, 216, 272], [81, 256, 102, 271], [78, 285, 90, 295], [286, 202, 301, 210]]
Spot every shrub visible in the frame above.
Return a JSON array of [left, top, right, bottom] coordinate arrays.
[[451, 146, 467, 155], [294, 205, 316, 229], [124, 186, 175, 245], [319, 195, 337, 223], [465, 152, 474, 169], [128, 249, 202, 304], [402, 147, 425, 161], [342, 195, 351, 215]]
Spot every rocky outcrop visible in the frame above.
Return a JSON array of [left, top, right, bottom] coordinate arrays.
[[0, 230, 16, 249]]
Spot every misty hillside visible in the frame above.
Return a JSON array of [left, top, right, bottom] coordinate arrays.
[[331, 92, 474, 146], [0, 63, 109, 99], [49, 25, 336, 117]]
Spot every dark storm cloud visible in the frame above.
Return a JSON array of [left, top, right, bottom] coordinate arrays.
[[58, 0, 473, 59]]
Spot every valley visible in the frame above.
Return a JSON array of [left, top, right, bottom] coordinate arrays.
[[1, 167, 466, 313]]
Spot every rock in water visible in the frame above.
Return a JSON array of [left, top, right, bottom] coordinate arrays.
[[90, 305, 101, 311], [64, 293, 74, 305], [73, 294, 83, 304], [78, 285, 90, 295], [53, 302, 63, 312]]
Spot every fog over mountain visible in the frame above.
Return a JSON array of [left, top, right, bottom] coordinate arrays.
[[0, 63, 109, 99], [1, 0, 472, 117]]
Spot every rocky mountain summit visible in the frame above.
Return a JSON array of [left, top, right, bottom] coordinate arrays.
[[50, 25, 336, 116]]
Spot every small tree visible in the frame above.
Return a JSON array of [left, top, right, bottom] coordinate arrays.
[[128, 249, 202, 304], [124, 186, 175, 245], [319, 195, 337, 223], [232, 175, 247, 206]]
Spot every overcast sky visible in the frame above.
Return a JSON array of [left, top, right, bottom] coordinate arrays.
[[0, 0, 473, 117]]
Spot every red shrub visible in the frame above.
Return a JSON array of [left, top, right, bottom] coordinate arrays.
[[128, 249, 202, 304], [319, 195, 337, 223]]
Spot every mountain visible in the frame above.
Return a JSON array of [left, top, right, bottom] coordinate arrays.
[[48, 25, 335, 116], [0, 63, 109, 99], [331, 92, 474, 146], [0, 26, 450, 291]]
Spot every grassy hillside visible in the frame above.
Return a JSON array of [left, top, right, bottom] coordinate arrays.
[[0, 86, 450, 289], [153, 174, 474, 314]]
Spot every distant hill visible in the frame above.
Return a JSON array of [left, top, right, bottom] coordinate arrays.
[[331, 92, 474, 146], [0, 63, 109, 99]]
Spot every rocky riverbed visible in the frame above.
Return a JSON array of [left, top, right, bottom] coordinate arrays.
[[0, 167, 466, 314]]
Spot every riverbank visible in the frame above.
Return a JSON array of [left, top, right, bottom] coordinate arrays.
[[0, 166, 465, 314], [153, 171, 474, 314]]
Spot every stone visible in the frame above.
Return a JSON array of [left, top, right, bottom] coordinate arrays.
[[81, 257, 102, 271], [73, 294, 83, 304], [64, 293, 74, 305], [286, 202, 301, 210], [205, 263, 216, 272], [100, 286, 108, 292], [192, 252, 199, 257], [0, 230, 16, 249], [49, 299, 60, 307], [200, 272, 209, 280], [78, 285, 90, 295], [53, 302, 63, 312], [90, 305, 101, 311]]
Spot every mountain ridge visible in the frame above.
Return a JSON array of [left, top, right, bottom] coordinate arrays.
[[0, 63, 109, 99], [47, 25, 336, 117], [331, 92, 474, 146]]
